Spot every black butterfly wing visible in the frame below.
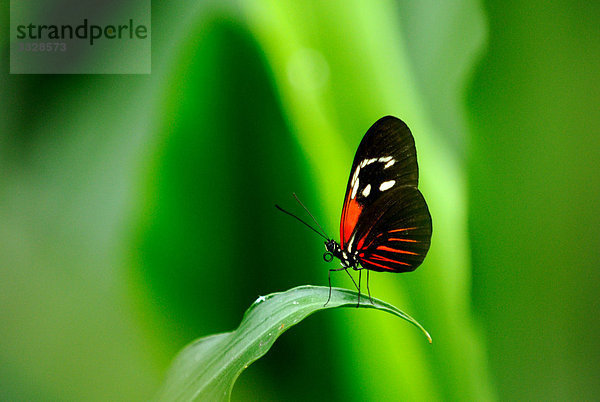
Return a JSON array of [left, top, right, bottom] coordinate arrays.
[[352, 185, 432, 272], [340, 116, 419, 248]]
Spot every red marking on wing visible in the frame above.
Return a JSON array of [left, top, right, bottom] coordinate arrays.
[[357, 232, 376, 250], [361, 259, 396, 271], [370, 254, 411, 266], [357, 234, 367, 250], [368, 228, 418, 244], [388, 238, 418, 243], [358, 236, 418, 253], [340, 197, 362, 247], [376, 245, 418, 255], [388, 227, 417, 233]]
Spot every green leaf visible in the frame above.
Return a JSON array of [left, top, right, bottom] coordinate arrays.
[[156, 285, 431, 401]]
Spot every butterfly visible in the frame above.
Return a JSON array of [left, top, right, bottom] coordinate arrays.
[[276, 116, 432, 306]]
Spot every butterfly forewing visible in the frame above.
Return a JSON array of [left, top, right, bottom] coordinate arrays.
[[340, 116, 420, 248]]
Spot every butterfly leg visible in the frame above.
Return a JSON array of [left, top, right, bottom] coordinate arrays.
[[325, 266, 348, 307], [343, 269, 359, 292], [343, 268, 361, 307], [354, 267, 373, 305], [366, 269, 373, 305], [357, 269, 362, 308]]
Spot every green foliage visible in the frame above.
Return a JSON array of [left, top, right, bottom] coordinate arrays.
[[156, 286, 431, 401]]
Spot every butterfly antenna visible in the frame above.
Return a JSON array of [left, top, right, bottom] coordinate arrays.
[[291, 193, 330, 239], [275, 203, 329, 240]]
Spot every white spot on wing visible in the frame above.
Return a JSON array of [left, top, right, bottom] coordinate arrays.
[[362, 184, 371, 197], [384, 159, 395, 169], [379, 180, 396, 191], [347, 233, 355, 252], [351, 177, 359, 199], [378, 156, 392, 162], [366, 158, 377, 165], [352, 166, 360, 186]]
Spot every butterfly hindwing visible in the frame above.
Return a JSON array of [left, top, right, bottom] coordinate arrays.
[[351, 185, 432, 272], [340, 116, 420, 248]]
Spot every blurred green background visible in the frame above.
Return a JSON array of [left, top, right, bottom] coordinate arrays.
[[1, 0, 599, 400]]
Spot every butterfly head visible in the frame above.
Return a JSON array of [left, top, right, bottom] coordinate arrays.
[[323, 239, 338, 262], [324, 238, 359, 268]]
